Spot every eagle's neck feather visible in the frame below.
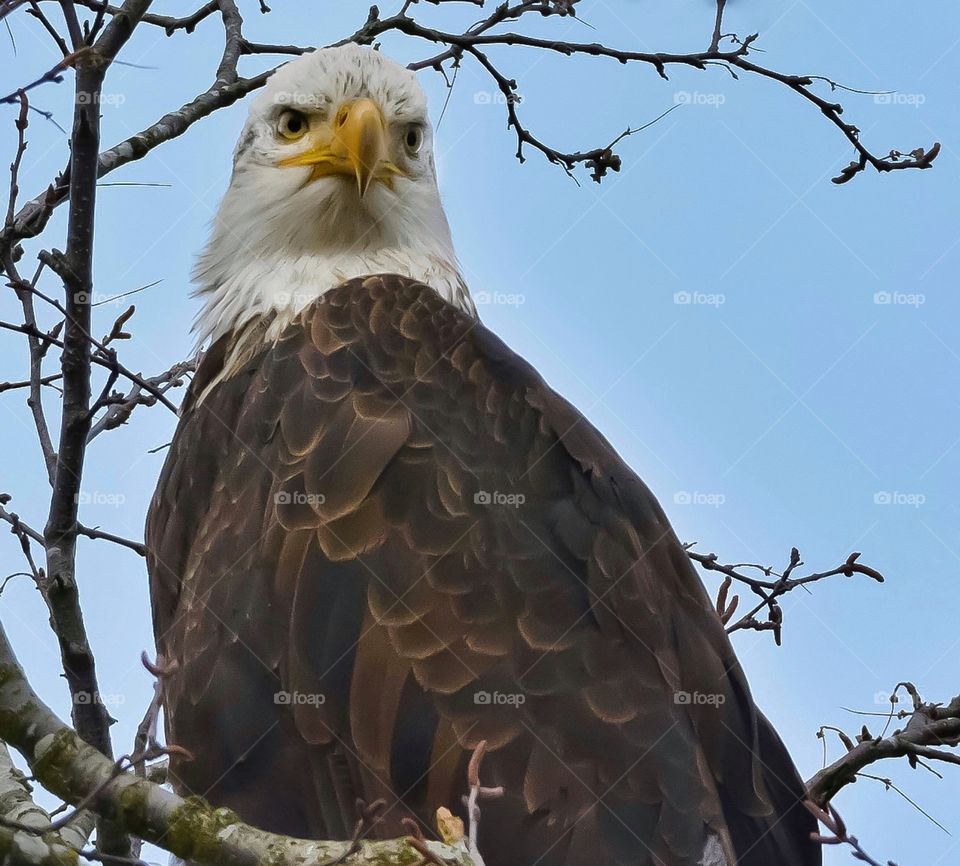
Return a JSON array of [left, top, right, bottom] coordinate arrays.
[[192, 162, 475, 346], [192, 247, 473, 347]]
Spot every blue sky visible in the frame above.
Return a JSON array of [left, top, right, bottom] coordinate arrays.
[[2, 1, 959, 863]]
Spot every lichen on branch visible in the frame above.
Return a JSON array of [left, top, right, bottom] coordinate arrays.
[[0, 627, 475, 866]]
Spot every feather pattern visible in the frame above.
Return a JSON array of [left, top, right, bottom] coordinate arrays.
[[147, 275, 819, 866]]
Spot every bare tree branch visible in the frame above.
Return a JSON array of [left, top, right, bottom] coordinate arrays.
[[0, 741, 96, 863], [33, 0, 154, 858], [65, 0, 223, 36], [0, 621, 476, 866], [1, 0, 939, 263], [383, 10, 940, 183], [709, 0, 728, 53], [807, 685, 960, 806], [0, 501, 146, 557], [87, 356, 195, 440], [805, 801, 894, 866], [0, 317, 180, 413], [689, 545, 884, 643], [3, 96, 58, 484]]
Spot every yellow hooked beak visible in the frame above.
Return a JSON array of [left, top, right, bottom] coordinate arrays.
[[278, 98, 401, 196]]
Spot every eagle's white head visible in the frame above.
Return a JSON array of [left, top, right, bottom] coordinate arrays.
[[194, 44, 473, 345]]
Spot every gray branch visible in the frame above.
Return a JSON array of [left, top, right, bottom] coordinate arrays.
[[807, 685, 960, 806], [0, 621, 475, 866]]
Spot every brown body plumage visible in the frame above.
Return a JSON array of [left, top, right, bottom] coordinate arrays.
[[147, 275, 819, 866]]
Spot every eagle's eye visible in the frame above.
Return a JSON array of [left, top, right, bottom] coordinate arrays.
[[404, 124, 424, 157], [276, 109, 308, 141]]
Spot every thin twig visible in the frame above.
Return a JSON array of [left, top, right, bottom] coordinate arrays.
[[689, 545, 884, 643]]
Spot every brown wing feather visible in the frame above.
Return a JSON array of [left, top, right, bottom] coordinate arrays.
[[147, 274, 819, 866]]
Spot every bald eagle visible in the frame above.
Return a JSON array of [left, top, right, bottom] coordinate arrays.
[[147, 44, 819, 866]]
